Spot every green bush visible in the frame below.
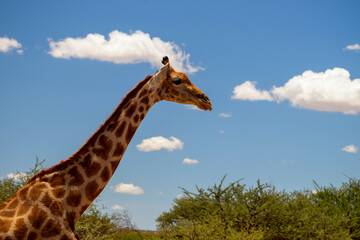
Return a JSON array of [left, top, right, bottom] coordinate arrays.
[[157, 175, 360, 239], [0, 157, 45, 204], [75, 202, 139, 240], [2, 159, 359, 239]]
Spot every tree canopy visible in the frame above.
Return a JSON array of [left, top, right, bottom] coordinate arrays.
[[157, 175, 360, 239]]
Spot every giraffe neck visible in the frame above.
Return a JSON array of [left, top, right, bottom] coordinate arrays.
[[28, 74, 160, 224]]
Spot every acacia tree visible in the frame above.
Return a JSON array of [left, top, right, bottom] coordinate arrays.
[[312, 178, 360, 239], [157, 175, 359, 239]]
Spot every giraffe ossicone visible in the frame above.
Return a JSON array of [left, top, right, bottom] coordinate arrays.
[[0, 57, 211, 239]]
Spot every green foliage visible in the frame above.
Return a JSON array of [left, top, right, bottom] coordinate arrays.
[[75, 202, 140, 240], [159, 216, 263, 240], [157, 175, 360, 239], [312, 178, 360, 239], [2, 159, 359, 239], [75, 203, 164, 240], [0, 157, 45, 204]]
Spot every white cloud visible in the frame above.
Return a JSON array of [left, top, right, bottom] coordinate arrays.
[[7, 172, 26, 181], [112, 204, 124, 211], [342, 144, 358, 153], [176, 194, 183, 199], [272, 68, 360, 114], [231, 81, 273, 101], [0, 36, 22, 54], [218, 130, 225, 134], [185, 105, 202, 111], [111, 183, 144, 195], [218, 113, 231, 118], [233, 68, 360, 114], [344, 43, 360, 51], [182, 158, 199, 165], [48, 30, 202, 74], [136, 136, 184, 152]]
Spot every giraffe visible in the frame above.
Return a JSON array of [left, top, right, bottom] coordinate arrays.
[[0, 56, 212, 239]]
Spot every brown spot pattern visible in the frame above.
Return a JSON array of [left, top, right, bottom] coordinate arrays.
[[140, 96, 149, 105], [110, 161, 120, 174], [139, 88, 148, 98], [113, 143, 125, 157], [66, 212, 76, 230], [0, 203, 6, 211], [80, 155, 101, 178], [106, 120, 118, 132], [140, 113, 145, 121], [68, 166, 84, 186], [139, 106, 144, 112], [8, 198, 19, 209], [28, 206, 47, 229], [171, 89, 179, 95], [27, 232, 37, 240], [52, 188, 66, 199], [126, 102, 137, 118], [0, 210, 15, 217], [61, 234, 71, 240], [29, 183, 47, 201], [50, 201, 64, 217], [85, 180, 99, 201], [92, 135, 113, 160], [123, 101, 130, 111], [126, 124, 137, 144], [18, 186, 29, 201], [100, 166, 110, 182], [40, 192, 53, 208], [80, 204, 89, 215], [133, 114, 139, 123], [17, 200, 32, 216], [41, 219, 61, 238], [115, 121, 127, 138], [0, 219, 12, 233], [50, 174, 66, 188], [66, 189, 82, 207], [14, 218, 28, 240]]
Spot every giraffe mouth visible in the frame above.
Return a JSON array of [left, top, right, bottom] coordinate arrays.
[[197, 102, 212, 111], [196, 94, 212, 111]]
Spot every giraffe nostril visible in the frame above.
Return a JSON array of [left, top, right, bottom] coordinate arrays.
[[195, 93, 212, 111], [198, 94, 210, 102]]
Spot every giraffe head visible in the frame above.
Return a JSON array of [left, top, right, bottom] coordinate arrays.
[[154, 56, 212, 111]]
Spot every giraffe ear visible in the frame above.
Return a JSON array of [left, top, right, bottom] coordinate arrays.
[[158, 61, 169, 75], [161, 56, 169, 65], [158, 56, 171, 79]]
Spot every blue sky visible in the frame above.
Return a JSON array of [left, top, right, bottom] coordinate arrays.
[[1, 0, 359, 230]]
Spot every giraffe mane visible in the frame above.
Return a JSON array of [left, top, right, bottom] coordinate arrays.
[[28, 75, 153, 183]]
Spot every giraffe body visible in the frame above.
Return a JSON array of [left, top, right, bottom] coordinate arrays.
[[0, 58, 211, 239]]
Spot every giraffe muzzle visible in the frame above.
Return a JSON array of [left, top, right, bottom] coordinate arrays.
[[196, 93, 212, 111]]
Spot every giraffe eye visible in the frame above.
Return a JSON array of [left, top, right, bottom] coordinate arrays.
[[172, 79, 182, 85]]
